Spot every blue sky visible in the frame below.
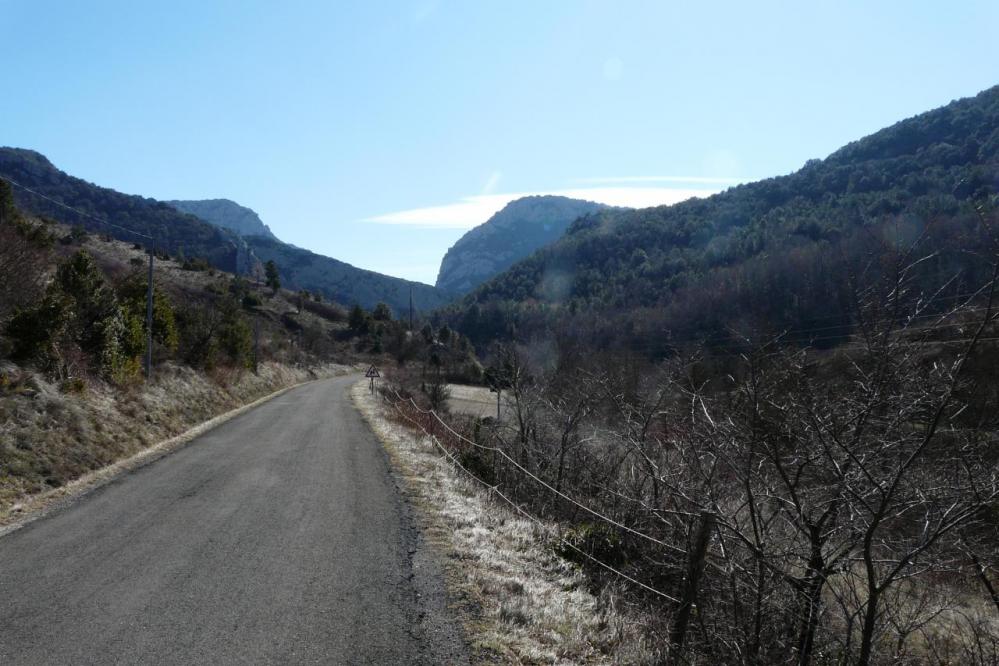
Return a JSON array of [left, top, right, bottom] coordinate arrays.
[[2, 1, 997, 285]]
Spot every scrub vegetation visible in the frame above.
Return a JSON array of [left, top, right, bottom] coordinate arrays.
[[353, 380, 659, 665], [0, 181, 351, 516], [390, 84, 999, 664]]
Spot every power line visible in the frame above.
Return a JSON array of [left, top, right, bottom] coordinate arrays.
[[1, 176, 154, 240]]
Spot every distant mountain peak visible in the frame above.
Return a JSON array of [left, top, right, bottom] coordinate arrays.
[[166, 198, 278, 241], [435, 195, 607, 294]]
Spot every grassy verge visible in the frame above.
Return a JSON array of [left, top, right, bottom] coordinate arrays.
[[351, 380, 657, 665], [0, 361, 350, 526]]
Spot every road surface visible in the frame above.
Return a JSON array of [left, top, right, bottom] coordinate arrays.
[[0, 375, 468, 665]]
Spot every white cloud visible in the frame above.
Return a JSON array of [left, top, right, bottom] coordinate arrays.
[[364, 184, 722, 230]]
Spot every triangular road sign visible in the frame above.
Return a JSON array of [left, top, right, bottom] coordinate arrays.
[[365, 365, 380, 378]]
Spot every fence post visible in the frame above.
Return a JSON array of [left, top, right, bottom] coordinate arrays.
[[669, 510, 715, 654]]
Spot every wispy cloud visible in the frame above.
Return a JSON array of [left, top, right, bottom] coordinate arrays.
[[364, 184, 723, 230], [481, 170, 502, 195]]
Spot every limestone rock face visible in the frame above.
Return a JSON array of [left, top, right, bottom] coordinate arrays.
[[167, 199, 278, 240], [436, 195, 606, 294]]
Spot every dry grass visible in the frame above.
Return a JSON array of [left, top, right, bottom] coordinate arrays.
[[446, 383, 513, 421], [352, 381, 658, 665], [0, 360, 350, 524], [79, 232, 349, 337]]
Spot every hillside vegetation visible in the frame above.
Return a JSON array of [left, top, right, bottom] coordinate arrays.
[[0, 178, 486, 516], [0, 148, 243, 273], [0, 148, 452, 314], [246, 235, 451, 313], [386, 84, 999, 664], [446, 85, 999, 356], [0, 183, 358, 514]]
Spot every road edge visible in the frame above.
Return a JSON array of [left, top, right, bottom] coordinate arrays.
[[350, 380, 479, 665], [0, 377, 320, 538]]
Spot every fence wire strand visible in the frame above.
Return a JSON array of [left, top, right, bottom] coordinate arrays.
[[386, 396, 682, 603]]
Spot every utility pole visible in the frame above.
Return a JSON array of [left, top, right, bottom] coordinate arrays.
[[253, 318, 260, 375], [409, 285, 414, 331], [144, 249, 154, 379]]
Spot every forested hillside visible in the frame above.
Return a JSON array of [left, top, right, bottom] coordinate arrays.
[[446, 85, 999, 355], [435, 195, 606, 294], [0, 148, 455, 313], [245, 235, 451, 313], [0, 180, 476, 511], [0, 148, 242, 272]]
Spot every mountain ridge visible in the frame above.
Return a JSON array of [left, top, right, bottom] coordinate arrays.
[[0, 147, 242, 272], [166, 198, 278, 240], [445, 84, 999, 352], [435, 195, 607, 294], [245, 235, 449, 313], [0, 147, 451, 313]]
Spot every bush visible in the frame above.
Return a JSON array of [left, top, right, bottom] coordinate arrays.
[[60, 376, 86, 394], [182, 257, 212, 272], [302, 298, 345, 322], [6, 250, 159, 381], [117, 274, 179, 357], [5, 291, 72, 369], [423, 376, 450, 412], [178, 298, 252, 370], [219, 309, 252, 368], [59, 224, 88, 245], [554, 522, 628, 568], [457, 442, 495, 486]]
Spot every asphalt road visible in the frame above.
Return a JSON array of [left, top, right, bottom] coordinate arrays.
[[0, 375, 468, 665]]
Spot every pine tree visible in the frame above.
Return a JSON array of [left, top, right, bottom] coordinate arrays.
[[264, 260, 280, 294]]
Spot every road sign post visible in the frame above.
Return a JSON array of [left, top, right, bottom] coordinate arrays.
[[365, 365, 380, 393]]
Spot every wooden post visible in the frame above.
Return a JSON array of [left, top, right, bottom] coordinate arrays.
[[669, 511, 715, 652]]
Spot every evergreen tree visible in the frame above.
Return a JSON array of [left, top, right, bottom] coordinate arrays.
[[118, 277, 179, 358], [0, 179, 18, 226], [55, 251, 129, 379], [264, 260, 280, 294], [348, 304, 368, 333]]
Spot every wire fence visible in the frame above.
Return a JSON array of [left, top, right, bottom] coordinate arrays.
[[383, 388, 688, 603]]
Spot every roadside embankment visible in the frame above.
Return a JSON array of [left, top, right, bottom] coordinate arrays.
[[352, 380, 657, 665], [0, 361, 350, 529]]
